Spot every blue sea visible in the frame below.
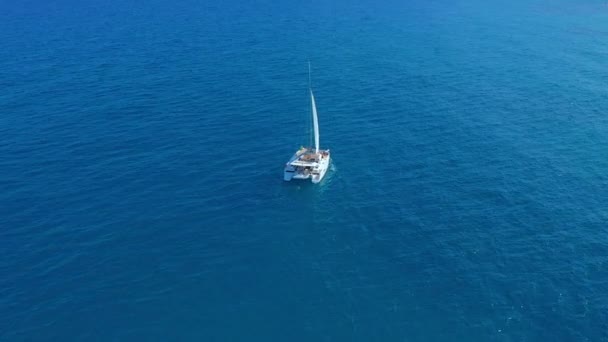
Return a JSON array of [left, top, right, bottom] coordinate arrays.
[[2, 0, 608, 340]]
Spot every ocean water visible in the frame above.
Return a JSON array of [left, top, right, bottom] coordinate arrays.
[[2, 0, 608, 340]]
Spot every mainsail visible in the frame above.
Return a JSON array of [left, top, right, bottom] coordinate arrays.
[[310, 90, 320, 153]]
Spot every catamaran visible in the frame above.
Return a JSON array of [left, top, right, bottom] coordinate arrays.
[[284, 65, 330, 183]]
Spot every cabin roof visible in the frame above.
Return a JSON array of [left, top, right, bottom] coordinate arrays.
[[290, 160, 318, 167]]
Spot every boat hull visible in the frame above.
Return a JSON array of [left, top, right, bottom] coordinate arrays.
[[311, 155, 330, 183], [284, 166, 295, 181]]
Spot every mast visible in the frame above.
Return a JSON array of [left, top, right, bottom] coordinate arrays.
[[308, 62, 312, 148], [308, 62, 319, 153], [311, 90, 319, 153]]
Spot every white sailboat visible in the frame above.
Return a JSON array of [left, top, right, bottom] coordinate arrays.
[[284, 64, 330, 184]]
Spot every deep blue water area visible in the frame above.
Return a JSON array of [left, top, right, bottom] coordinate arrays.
[[2, 0, 608, 340]]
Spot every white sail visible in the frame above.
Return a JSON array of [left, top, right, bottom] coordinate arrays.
[[311, 90, 319, 153]]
